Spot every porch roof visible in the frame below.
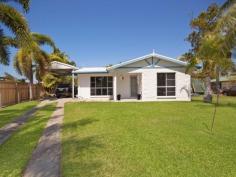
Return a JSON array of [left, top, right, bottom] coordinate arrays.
[[73, 67, 108, 74], [49, 61, 78, 75]]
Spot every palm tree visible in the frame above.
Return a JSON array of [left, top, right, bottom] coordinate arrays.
[[183, 4, 220, 103], [0, 0, 31, 65], [14, 33, 56, 100], [221, 0, 236, 10], [200, 1, 236, 91], [184, 1, 236, 103], [42, 72, 61, 93], [40, 49, 77, 93], [49, 50, 74, 64], [196, 1, 236, 131]]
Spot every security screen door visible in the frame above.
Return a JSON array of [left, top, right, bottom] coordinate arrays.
[[130, 76, 138, 97]]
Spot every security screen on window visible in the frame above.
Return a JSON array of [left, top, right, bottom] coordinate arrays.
[[90, 77, 113, 96], [157, 73, 176, 96]]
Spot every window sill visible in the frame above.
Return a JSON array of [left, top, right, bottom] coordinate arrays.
[[90, 96, 113, 98], [157, 96, 176, 99]]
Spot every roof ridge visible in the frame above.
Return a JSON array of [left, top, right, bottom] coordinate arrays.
[[108, 52, 187, 70]]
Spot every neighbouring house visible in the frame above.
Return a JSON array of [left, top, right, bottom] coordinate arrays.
[[191, 78, 205, 94], [211, 72, 236, 91], [73, 52, 191, 101]]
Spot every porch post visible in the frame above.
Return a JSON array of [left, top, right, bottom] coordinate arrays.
[[77, 74, 79, 99], [113, 75, 117, 101], [72, 71, 75, 99]]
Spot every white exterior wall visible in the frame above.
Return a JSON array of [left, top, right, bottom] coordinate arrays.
[[77, 72, 143, 100], [77, 74, 113, 101], [139, 68, 191, 101], [115, 73, 142, 99], [77, 69, 190, 101], [176, 71, 191, 101], [76, 56, 191, 101], [116, 73, 131, 99], [141, 69, 158, 100]]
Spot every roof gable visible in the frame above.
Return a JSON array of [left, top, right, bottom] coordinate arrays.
[[108, 53, 187, 70], [73, 52, 187, 74]]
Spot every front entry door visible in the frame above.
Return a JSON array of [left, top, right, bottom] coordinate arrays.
[[130, 76, 138, 97]]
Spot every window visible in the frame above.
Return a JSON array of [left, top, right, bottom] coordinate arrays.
[[90, 76, 113, 96], [157, 73, 176, 96]]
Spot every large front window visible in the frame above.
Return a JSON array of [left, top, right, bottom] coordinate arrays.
[[157, 73, 176, 96], [90, 76, 113, 96]]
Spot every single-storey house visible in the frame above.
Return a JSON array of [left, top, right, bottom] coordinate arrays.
[[73, 52, 191, 101], [211, 73, 236, 91]]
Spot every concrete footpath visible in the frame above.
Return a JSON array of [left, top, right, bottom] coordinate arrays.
[[23, 99, 72, 177], [0, 101, 50, 145]]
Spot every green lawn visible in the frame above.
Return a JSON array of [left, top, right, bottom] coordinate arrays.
[[0, 103, 56, 177], [0, 101, 38, 128], [63, 96, 236, 177]]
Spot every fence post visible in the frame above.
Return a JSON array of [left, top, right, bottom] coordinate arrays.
[[0, 92, 2, 108], [0, 81, 2, 107], [15, 83, 18, 104], [17, 83, 20, 103], [36, 85, 38, 99]]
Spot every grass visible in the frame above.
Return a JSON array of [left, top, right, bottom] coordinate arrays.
[[62, 96, 236, 177], [0, 103, 56, 177], [0, 101, 38, 128]]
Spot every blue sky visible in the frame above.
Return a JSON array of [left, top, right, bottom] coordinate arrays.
[[0, 0, 226, 78]]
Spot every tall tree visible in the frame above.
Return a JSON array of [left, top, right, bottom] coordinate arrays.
[[49, 49, 75, 65], [41, 49, 76, 91], [0, 0, 31, 64], [184, 4, 220, 103], [199, 1, 236, 131], [14, 33, 55, 100]]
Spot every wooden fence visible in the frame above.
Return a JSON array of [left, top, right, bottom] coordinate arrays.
[[0, 81, 43, 107]]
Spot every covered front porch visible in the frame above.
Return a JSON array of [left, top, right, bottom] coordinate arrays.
[[113, 73, 142, 101]]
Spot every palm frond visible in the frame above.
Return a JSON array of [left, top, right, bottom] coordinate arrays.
[[221, 0, 236, 11], [14, 48, 33, 80], [33, 48, 50, 76], [215, 3, 236, 51], [0, 0, 30, 12], [3, 35, 18, 47], [0, 28, 9, 65], [42, 73, 61, 89], [31, 32, 57, 51], [0, 3, 31, 47], [13, 50, 22, 75]]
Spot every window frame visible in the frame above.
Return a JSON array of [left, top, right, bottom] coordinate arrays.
[[157, 73, 176, 97], [90, 76, 113, 96]]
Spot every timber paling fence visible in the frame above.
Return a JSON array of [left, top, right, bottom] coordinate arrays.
[[0, 81, 43, 108]]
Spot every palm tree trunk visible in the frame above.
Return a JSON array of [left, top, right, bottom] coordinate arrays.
[[211, 66, 221, 132], [29, 65, 34, 100], [29, 82, 33, 100], [203, 76, 213, 103]]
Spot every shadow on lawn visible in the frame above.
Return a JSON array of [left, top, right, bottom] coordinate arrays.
[[0, 105, 36, 121], [62, 135, 104, 177], [9, 104, 56, 137], [192, 99, 236, 109], [63, 118, 99, 131], [77, 118, 99, 126]]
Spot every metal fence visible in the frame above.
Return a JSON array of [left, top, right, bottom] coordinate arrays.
[[0, 81, 43, 107]]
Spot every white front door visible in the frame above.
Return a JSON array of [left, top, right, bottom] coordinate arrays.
[[130, 76, 138, 97]]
